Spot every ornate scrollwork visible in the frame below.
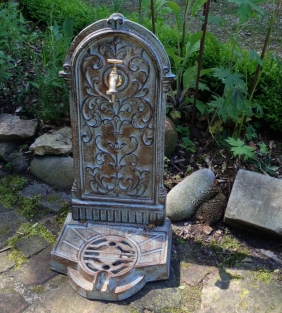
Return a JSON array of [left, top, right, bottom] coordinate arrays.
[[86, 135, 149, 197], [81, 37, 154, 197]]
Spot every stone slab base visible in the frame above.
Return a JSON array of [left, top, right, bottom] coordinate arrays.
[[50, 214, 172, 301]]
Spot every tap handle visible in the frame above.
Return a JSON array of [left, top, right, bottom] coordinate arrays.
[[107, 59, 123, 66]]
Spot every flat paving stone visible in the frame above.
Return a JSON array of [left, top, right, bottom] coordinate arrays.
[[198, 268, 282, 312], [0, 292, 28, 313], [0, 206, 27, 249], [0, 250, 15, 273], [18, 184, 51, 199], [41, 280, 133, 313], [181, 263, 215, 287], [16, 235, 50, 258], [13, 246, 57, 286]]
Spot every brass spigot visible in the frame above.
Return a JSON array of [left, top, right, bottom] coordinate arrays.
[[106, 59, 123, 102]]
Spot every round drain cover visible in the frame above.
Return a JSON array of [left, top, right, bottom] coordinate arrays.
[[81, 235, 138, 275]]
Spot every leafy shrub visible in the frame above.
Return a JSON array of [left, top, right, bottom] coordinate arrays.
[[0, 2, 27, 87], [20, 0, 110, 35], [253, 56, 282, 131], [28, 18, 72, 121]]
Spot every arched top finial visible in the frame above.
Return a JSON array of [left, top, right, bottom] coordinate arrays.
[[107, 13, 125, 29]]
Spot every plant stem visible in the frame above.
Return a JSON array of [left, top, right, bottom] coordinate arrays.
[[151, 0, 156, 34], [190, 0, 211, 133], [249, 0, 282, 101], [180, 0, 192, 58]]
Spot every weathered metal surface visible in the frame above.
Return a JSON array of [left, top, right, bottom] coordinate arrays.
[[51, 13, 174, 301], [60, 13, 174, 225], [51, 214, 172, 301]]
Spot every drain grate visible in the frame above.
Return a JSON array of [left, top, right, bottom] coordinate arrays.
[[81, 235, 138, 275]]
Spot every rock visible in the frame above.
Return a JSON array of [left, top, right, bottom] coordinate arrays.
[[0, 114, 38, 142], [41, 192, 71, 213], [0, 292, 28, 313], [18, 184, 71, 213], [0, 141, 21, 162], [164, 116, 178, 157], [7, 152, 29, 173], [13, 246, 57, 286], [181, 263, 214, 286], [16, 235, 50, 258], [18, 183, 51, 199], [259, 249, 282, 264], [166, 169, 216, 221], [30, 156, 74, 188], [29, 127, 72, 155], [0, 206, 27, 249], [0, 161, 6, 177], [224, 169, 282, 238], [0, 251, 15, 273], [198, 269, 282, 313]]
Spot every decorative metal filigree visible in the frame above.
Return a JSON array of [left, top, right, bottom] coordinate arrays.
[[82, 235, 137, 275], [80, 37, 154, 197], [86, 135, 150, 196]]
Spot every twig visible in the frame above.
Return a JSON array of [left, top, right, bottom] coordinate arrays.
[[171, 163, 183, 173], [0, 246, 12, 253], [216, 251, 234, 255], [171, 159, 186, 164]]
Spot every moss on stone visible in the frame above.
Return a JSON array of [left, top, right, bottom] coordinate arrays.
[[252, 269, 274, 284], [0, 174, 45, 218], [0, 175, 26, 208], [16, 195, 42, 218], [180, 261, 192, 270], [54, 202, 70, 226], [46, 194, 60, 203], [0, 225, 10, 236], [6, 222, 56, 268], [31, 285, 45, 294], [160, 285, 201, 313]]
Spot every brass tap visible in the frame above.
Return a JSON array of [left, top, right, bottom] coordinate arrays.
[[106, 59, 123, 102]]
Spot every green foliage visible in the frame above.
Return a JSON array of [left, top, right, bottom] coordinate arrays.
[[0, 175, 46, 218], [228, 0, 265, 23], [180, 136, 196, 153], [17, 195, 42, 218], [0, 2, 26, 87], [141, 0, 172, 27], [20, 0, 110, 35], [164, 156, 170, 176], [54, 202, 70, 226], [253, 55, 282, 131], [28, 18, 72, 121], [0, 176, 27, 207], [155, 0, 214, 118], [225, 137, 255, 160], [209, 234, 249, 266]]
